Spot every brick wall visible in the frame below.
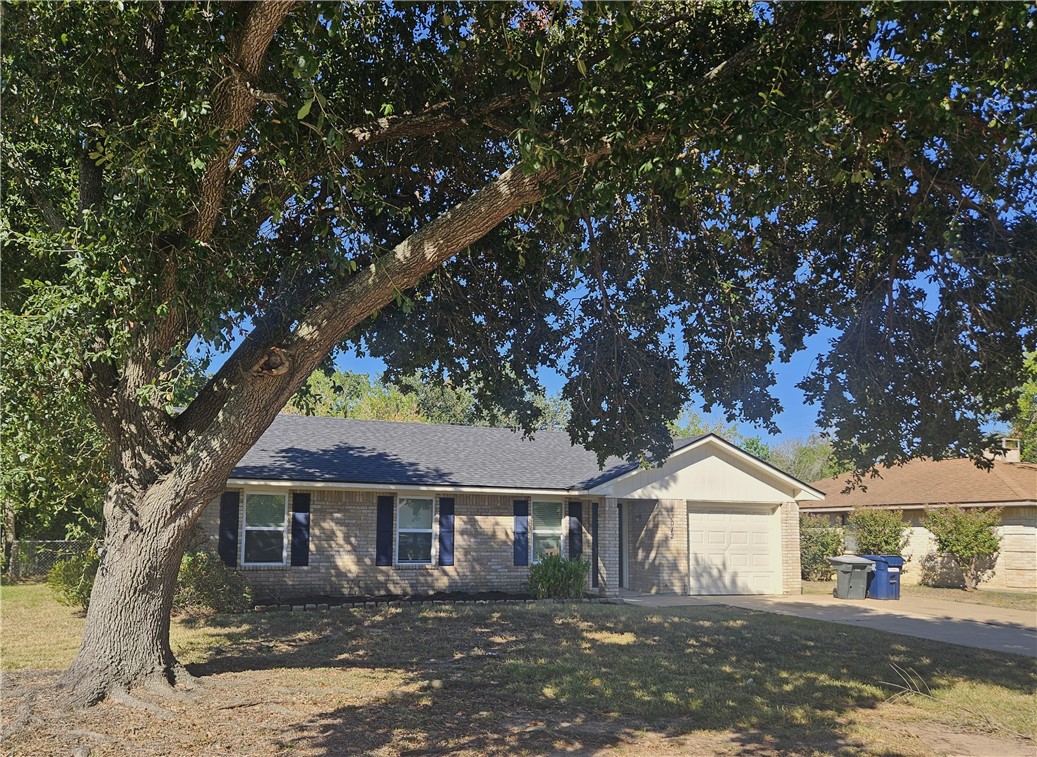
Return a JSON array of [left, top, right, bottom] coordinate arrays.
[[625, 499, 689, 594], [780, 500, 801, 595], [197, 488, 602, 601]]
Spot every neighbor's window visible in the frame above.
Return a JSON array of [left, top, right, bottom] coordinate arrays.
[[531, 501, 563, 563], [242, 492, 288, 565], [397, 497, 434, 564]]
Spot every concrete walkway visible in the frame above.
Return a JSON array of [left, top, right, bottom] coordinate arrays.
[[620, 591, 1037, 657]]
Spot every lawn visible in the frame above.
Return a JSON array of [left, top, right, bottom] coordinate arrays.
[[802, 580, 1037, 612], [2, 583, 1035, 756]]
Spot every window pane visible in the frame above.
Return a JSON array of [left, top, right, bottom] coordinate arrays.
[[244, 530, 283, 563], [398, 498, 433, 530], [245, 494, 286, 527], [532, 534, 561, 562], [532, 502, 562, 532], [398, 532, 432, 563]]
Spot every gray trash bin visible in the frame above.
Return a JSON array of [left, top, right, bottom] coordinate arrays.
[[829, 556, 874, 599]]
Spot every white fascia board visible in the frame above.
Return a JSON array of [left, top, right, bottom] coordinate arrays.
[[226, 478, 586, 498], [587, 434, 827, 501], [802, 499, 1035, 513]]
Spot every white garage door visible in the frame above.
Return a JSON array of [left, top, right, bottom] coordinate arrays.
[[688, 505, 780, 595]]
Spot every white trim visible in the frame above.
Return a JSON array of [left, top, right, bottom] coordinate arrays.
[[802, 500, 1036, 514], [227, 478, 580, 497], [587, 435, 827, 500], [240, 490, 289, 567]]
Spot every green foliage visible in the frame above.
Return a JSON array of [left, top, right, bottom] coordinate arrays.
[[767, 436, 849, 484], [528, 555, 591, 600], [47, 547, 99, 611], [799, 517, 845, 581], [173, 551, 253, 615], [847, 509, 908, 556], [1011, 353, 1036, 463], [3, 1, 1033, 481], [923, 507, 1003, 591], [49, 548, 252, 614]]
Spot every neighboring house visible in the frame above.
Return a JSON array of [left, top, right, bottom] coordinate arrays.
[[198, 415, 822, 601], [799, 444, 1037, 590]]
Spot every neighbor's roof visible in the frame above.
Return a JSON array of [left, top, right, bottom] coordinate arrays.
[[232, 414, 704, 491], [800, 457, 1037, 510]]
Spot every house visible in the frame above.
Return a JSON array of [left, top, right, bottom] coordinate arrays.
[[198, 415, 823, 601], [799, 444, 1037, 590]]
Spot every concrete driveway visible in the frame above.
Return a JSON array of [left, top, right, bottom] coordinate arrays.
[[620, 591, 1037, 657]]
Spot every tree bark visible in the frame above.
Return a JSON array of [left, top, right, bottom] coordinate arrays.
[[60, 481, 208, 706]]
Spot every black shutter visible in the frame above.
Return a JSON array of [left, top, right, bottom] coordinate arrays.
[[568, 501, 583, 559], [591, 502, 599, 588], [438, 497, 455, 566], [218, 491, 240, 567], [513, 499, 529, 566], [290, 492, 311, 567], [376, 495, 394, 566]]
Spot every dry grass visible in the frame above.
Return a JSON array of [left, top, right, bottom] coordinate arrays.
[[2, 583, 1035, 756], [802, 580, 1037, 612]]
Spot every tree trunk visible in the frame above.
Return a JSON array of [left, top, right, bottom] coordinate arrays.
[[60, 482, 205, 706]]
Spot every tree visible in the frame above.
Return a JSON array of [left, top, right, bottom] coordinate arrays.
[[3, 2, 1034, 705], [923, 507, 1003, 591], [847, 509, 909, 556], [1010, 353, 1036, 463], [766, 435, 848, 484]]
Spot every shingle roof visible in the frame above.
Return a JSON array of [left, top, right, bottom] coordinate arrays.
[[800, 457, 1037, 510], [232, 414, 704, 491]]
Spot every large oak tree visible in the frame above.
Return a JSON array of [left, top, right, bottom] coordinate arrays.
[[3, 1, 1034, 705]]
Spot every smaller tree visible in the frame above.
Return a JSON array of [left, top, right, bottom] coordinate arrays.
[[923, 507, 1003, 591], [848, 509, 908, 555], [799, 516, 845, 581]]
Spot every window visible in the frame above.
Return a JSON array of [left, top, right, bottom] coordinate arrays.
[[531, 501, 563, 563], [397, 497, 434, 564], [242, 492, 288, 565]]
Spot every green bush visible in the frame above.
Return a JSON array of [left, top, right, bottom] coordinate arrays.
[[47, 546, 99, 611], [847, 508, 908, 555], [799, 516, 844, 580], [923, 506, 1002, 591], [48, 548, 252, 615], [528, 555, 591, 599], [173, 550, 253, 615]]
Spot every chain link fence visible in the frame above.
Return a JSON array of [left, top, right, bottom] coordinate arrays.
[[6, 540, 91, 581]]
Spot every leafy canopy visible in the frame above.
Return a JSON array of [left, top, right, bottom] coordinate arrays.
[[3, 2, 1035, 474]]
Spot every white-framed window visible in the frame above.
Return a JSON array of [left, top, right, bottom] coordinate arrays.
[[396, 496, 434, 564], [531, 500, 564, 563], [241, 491, 288, 566]]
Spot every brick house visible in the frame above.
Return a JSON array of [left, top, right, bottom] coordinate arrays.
[[799, 444, 1037, 591], [198, 415, 822, 602]]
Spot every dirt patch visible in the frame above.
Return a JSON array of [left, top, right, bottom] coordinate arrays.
[[251, 589, 534, 609]]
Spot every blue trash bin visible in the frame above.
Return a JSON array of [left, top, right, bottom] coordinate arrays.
[[862, 554, 904, 600]]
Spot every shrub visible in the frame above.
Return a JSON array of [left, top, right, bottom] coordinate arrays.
[[799, 516, 844, 580], [173, 550, 252, 615], [923, 506, 1002, 591], [47, 546, 99, 611], [528, 555, 590, 599], [847, 508, 908, 555]]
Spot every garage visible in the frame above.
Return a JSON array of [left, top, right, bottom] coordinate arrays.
[[687, 504, 781, 595]]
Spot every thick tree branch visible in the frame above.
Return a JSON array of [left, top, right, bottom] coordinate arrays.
[[190, 0, 298, 244]]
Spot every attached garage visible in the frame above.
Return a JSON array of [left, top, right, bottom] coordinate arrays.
[[687, 504, 781, 595], [590, 437, 823, 596]]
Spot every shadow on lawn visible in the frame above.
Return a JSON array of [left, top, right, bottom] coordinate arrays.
[[182, 602, 1036, 756]]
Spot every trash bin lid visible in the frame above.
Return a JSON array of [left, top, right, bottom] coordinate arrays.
[[861, 554, 905, 567], [828, 555, 876, 566]]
